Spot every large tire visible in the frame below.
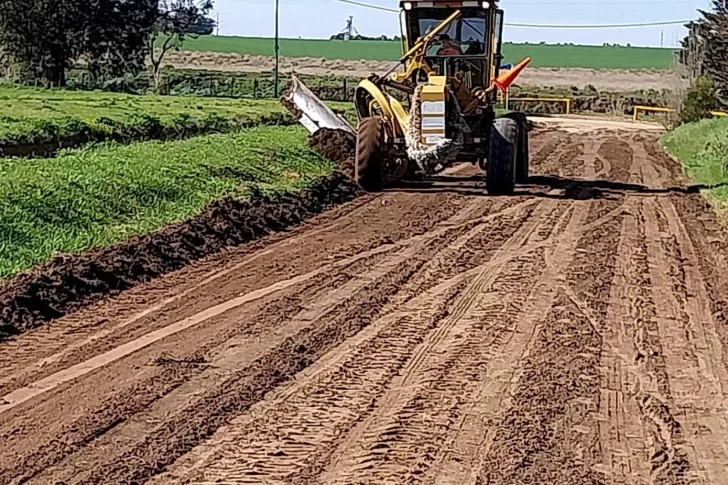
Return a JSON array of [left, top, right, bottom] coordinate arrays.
[[504, 111, 530, 182], [487, 118, 518, 195], [355, 117, 385, 192]]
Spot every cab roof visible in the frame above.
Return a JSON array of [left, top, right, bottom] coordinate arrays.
[[399, 0, 499, 7]]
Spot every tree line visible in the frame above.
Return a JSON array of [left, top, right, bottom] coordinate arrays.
[[0, 0, 213, 88], [678, 0, 728, 121]]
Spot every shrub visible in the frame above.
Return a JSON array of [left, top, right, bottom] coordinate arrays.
[[680, 75, 722, 124]]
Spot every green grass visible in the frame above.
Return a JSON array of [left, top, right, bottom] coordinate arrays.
[[0, 84, 352, 151], [0, 126, 333, 278], [0, 84, 299, 149], [0, 84, 290, 120], [175, 35, 677, 70], [663, 117, 728, 211]]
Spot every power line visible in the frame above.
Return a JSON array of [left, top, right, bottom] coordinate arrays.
[[333, 0, 696, 28], [335, 0, 397, 13], [508, 19, 693, 28]]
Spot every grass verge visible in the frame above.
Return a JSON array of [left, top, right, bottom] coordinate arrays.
[[0, 125, 334, 279], [663, 117, 728, 211], [0, 85, 352, 156]]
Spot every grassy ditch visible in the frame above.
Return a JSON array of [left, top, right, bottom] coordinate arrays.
[[663, 117, 728, 210], [0, 125, 334, 279], [0, 85, 345, 155]]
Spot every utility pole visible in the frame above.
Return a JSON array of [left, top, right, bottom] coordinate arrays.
[[274, 0, 280, 97], [216, 13, 220, 36]]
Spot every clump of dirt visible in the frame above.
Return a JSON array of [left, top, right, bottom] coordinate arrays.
[[309, 128, 356, 179], [0, 173, 361, 341]]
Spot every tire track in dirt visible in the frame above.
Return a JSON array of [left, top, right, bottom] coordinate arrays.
[[592, 139, 661, 485], [595, 198, 653, 484], [530, 131, 584, 177], [0, 192, 465, 390], [635, 141, 728, 484], [1, 258, 388, 484], [24, 253, 429, 485], [5, 127, 728, 485], [15, 197, 533, 485], [144, 199, 551, 484], [642, 195, 728, 484], [313, 201, 565, 484], [476, 191, 625, 485], [423, 204, 592, 484]]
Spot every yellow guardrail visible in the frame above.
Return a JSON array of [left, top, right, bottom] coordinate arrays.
[[507, 97, 572, 115], [633, 105, 728, 121]]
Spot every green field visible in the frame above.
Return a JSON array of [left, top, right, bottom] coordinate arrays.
[[176, 35, 677, 70], [0, 85, 339, 152], [0, 85, 287, 120], [664, 117, 728, 212], [0, 126, 331, 278]]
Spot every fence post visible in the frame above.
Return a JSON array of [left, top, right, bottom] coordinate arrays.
[[253, 79, 258, 99], [343, 78, 347, 101]]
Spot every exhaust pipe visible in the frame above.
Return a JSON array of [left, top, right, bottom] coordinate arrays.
[[280, 76, 356, 135]]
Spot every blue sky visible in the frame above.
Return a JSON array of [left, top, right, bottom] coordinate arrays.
[[214, 0, 711, 47]]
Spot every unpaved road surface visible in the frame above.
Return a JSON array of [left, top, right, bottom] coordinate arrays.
[[3, 127, 728, 484]]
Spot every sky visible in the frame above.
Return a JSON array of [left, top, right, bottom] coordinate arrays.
[[211, 0, 714, 47]]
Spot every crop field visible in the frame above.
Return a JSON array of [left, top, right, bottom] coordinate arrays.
[[174, 35, 677, 70]]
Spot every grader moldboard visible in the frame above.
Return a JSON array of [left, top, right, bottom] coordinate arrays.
[[282, 0, 532, 195]]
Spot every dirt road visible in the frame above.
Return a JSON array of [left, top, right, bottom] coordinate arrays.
[[2, 126, 728, 484]]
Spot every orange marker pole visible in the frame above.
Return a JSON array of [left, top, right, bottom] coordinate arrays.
[[493, 57, 532, 93]]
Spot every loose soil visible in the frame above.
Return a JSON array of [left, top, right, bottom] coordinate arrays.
[[0, 173, 360, 341], [2, 124, 728, 485], [309, 127, 356, 178], [165, 50, 673, 91]]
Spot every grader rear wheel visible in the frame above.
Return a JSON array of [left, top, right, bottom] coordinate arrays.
[[355, 117, 386, 192]]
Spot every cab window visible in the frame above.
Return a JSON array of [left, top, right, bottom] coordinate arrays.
[[410, 8, 487, 56]]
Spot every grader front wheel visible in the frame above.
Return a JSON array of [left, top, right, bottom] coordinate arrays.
[[355, 117, 387, 192], [486, 118, 519, 195], [503, 111, 530, 182]]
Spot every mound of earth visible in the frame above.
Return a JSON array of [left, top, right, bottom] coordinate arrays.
[[309, 128, 356, 178], [0, 173, 361, 341]]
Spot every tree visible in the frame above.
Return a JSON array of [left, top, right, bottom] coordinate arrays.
[[681, 1, 728, 103], [0, 0, 86, 85], [0, 0, 157, 86], [148, 0, 214, 92], [85, 0, 160, 82]]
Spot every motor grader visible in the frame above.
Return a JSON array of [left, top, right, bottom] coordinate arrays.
[[282, 0, 531, 194]]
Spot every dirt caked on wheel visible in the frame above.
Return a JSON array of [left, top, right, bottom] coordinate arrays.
[[486, 117, 520, 195], [355, 117, 387, 192]]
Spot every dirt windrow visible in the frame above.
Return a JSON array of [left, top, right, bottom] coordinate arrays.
[[0, 173, 361, 341], [309, 128, 356, 179]]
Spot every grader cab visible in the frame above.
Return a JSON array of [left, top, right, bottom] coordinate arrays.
[[283, 0, 531, 194]]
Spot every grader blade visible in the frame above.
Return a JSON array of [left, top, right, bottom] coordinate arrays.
[[281, 76, 355, 135]]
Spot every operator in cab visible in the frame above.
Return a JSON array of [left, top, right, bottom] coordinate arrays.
[[437, 34, 463, 56]]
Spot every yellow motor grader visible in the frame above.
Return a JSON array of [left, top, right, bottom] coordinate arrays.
[[282, 0, 531, 194]]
